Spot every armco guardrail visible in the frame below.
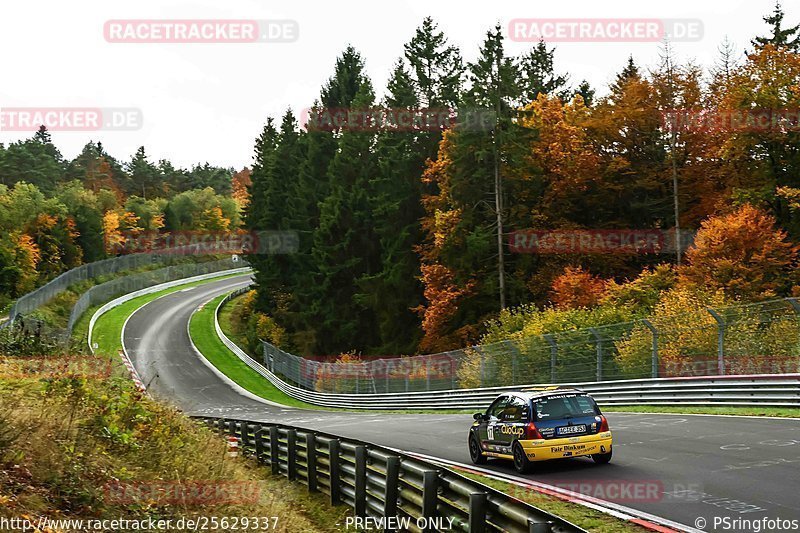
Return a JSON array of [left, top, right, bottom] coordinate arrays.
[[196, 416, 584, 533], [213, 289, 800, 410]]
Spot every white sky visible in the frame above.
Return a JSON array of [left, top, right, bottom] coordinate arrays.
[[0, 0, 790, 169]]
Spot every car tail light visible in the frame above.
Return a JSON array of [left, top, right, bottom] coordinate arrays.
[[598, 415, 609, 433], [525, 422, 543, 439]]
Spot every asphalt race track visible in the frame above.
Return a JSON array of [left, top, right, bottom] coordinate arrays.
[[123, 274, 800, 532]]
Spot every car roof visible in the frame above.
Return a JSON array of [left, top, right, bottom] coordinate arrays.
[[500, 386, 587, 400]]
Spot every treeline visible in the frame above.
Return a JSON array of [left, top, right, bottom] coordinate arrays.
[[247, 5, 800, 357], [0, 129, 250, 309]]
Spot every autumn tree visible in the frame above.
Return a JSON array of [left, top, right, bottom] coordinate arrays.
[[551, 266, 609, 310], [680, 204, 798, 300]]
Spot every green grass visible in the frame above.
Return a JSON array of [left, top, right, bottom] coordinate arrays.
[[603, 405, 800, 418], [455, 470, 649, 533], [190, 294, 323, 409]]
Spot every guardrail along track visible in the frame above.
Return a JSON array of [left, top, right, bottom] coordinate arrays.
[[213, 290, 800, 410], [196, 417, 584, 533]]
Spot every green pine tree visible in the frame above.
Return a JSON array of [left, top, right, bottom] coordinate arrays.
[[753, 1, 800, 51]]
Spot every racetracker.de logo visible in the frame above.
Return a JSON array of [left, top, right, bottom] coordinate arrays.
[[508, 18, 704, 42], [104, 19, 299, 43], [103, 481, 262, 505], [0, 108, 142, 132], [301, 107, 496, 133], [509, 229, 687, 255], [107, 230, 299, 256]]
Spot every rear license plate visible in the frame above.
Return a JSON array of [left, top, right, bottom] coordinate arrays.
[[557, 425, 586, 435]]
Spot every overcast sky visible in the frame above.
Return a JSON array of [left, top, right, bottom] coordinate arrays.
[[0, 0, 791, 169]]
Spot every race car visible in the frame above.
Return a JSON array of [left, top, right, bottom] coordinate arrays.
[[468, 387, 613, 474]]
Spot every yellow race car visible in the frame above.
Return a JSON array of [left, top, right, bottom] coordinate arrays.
[[468, 387, 613, 474]]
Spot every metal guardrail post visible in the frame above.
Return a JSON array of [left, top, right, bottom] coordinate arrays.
[[384, 456, 400, 526], [306, 432, 318, 492], [269, 426, 280, 475], [287, 429, 298, 480], [239, 421, 248, 449], [254, 427, 266, 463], [787, 298, 800, 314], [544, 334, 557, 383], [217, 418, 226, 437], [469, 492, 488, 533], [589, 328, 603, 381], [422, 470, 439, 533], [329, 439, 341, 505], [707, 308, 726, 375], [354, 445, 368, 517], [529, 519, 554, 533], [641, 319, 658, 378]]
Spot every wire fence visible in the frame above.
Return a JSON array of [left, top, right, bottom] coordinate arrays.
[[262, 298, 800, 394], [2, 254, 245, 344], [1, 248, 229, 327], [67, 256, 244, 335]]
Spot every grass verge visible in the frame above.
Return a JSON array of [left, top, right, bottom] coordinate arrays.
[[454, 469, 649, 533], [0, 363, 349, 531], [603, 405, 800, 418], [190, 294, 322, 409]]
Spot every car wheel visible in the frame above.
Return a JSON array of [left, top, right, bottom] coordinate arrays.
[[512, 441, 534, 474], [592, 446, 612, 464], [469, 434, 486, 465]]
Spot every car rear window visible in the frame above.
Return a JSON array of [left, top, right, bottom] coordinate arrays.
[[534, 394, 599, 420]]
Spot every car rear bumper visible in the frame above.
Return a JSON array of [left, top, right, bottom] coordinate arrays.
[[519, 431, 612, 461]]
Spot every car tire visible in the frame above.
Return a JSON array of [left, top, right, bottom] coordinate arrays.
[[513, 441, 534, 474], [592, 446, 613, 465], [469, 434, 487, 465]]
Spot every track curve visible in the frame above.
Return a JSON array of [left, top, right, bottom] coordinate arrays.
[[122, 274, 800, 532]]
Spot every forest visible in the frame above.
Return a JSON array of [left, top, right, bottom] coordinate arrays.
[[245, 6, 800, 358], [4, 5, 800, 362]]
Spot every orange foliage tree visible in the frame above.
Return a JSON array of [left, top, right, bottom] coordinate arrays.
[[680, 204, 798, 300], [550, 266, 609, 309]]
